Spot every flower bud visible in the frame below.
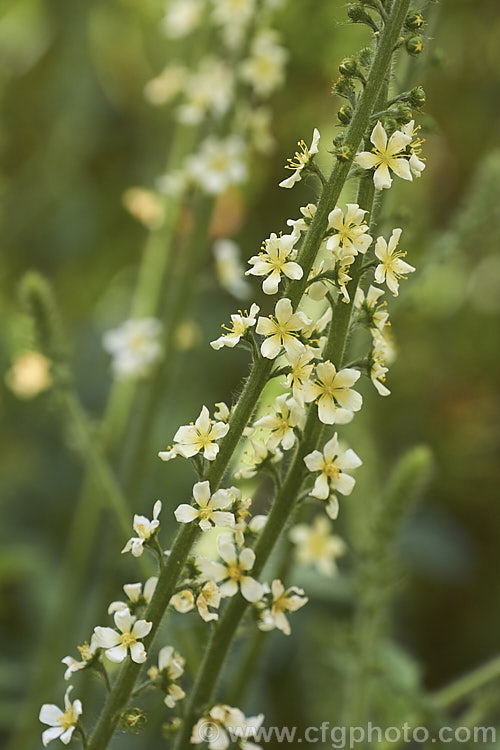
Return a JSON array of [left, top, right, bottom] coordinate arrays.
[[119, 708, 147, 734], [339, 57, 358, 77], [405, 10, 424, 31], [332, 133, 345, 148], [405, 35, 424, 56], [392, 104, 413, 124], [347, 4, 373, 25], [162, 718, 182, 739], [334, 143, 354, 162], [383, 118, 398, 136], [338, 105, 353, 125], [359, 46, 374, 70], [409, 85, 426, 109], [332, 75, 355, 99]]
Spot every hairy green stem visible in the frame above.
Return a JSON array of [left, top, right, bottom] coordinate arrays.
[[58, 388, 132, 539], [288, 0, 411, 309]]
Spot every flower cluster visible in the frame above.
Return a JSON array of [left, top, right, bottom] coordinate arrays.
[[158, 406, 229, 463], [151, 2, 289, 201], [43, 8, 431, 745]]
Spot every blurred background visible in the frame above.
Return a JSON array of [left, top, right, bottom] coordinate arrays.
[[1, 0, 500, 747]]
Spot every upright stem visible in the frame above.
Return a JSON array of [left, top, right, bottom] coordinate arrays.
[[118, 194, 216, 497], [432, 655, 500, 711]]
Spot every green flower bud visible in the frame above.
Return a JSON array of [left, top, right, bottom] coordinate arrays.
[[334, 143, 354, 162], [409, 85, 426, 109], [383, 118, 398, 136], [405, 10, 424, 31], [332, 133, 346, 149], [359, 46, 374, 70], [339, 57, 358, 77], [406, 35, 424, 56], [119, 708, 147, 734], [347, 4, 374, 26], [338, 105, 353, 125], [332, 75, 355, 99], [392, 103, 413, 124], [162, 718, 182, 739]]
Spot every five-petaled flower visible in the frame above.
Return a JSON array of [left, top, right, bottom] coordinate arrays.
[[174, 481, 235, 532], [369, 331, 392, 396], [102, 318, 163, 380], [374, 228, 415, 296], [282, 346, 316, 405], [304, 361, 362, 425], [258, 579, 308, 635], [289, 515, 347, 576], [187, 136, 247, 195], [304, 433, 362, 518], [287, 203, 317, 239], [254, 394, 305, 450], [171, 580, 222, 623], [200, 535, 264, 602], [210, 304, 259, 350], [354, 284, 389, 333], [147, 646, 186, 708], [234, 439, 283, 480], [93, 608, 152, 664], [108, 576, 158, 615], [256, 298, 311, 359], [61, 637, 99, 681], [159, 405, 229, 462], [39, 687, 82, 747], [122, 501, 162, 557], [279, 128, 320, 188], [191, 705, 264, 750], [246, 232, 302, 295], [355, 121, 412, 190], [401, 119, 426, 178], [326, 204, 373, 260]]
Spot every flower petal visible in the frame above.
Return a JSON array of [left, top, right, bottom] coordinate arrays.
[[239, 547, 256, 571], [241, 576, 264, 603], [193, 480, 211, 506], [39, 705, 63, 727], [93, 626, 120, 649], [105, 644, 128, 663], [390, 157, 413, 181], [174, 504, 199, 523], [132, 619, 152, 638], [373, 163, 392, 190], [130, 642, 147, 664]]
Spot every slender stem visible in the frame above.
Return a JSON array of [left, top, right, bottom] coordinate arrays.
[[58, 388, 131, 539], [118, 194, 216, 497], [229, 630, 268, 707], [432, 655, 500, 711]]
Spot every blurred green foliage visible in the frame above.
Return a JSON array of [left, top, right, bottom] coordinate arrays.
[[1, 0, 500, 747]]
